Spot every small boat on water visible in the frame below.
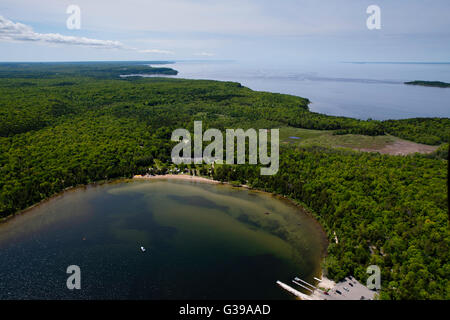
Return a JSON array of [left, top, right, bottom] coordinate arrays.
[[140, 246, 146, 252]]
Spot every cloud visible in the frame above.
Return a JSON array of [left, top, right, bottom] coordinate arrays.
[[0, 15, 176, 55], [139, 49, 174, 55], [0, 15, 123, 49], [194, 52, 214, 57]]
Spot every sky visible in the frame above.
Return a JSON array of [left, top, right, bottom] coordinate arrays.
[[0, 0, 449, 63]]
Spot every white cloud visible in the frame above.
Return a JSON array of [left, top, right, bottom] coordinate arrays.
[[139, 49, 174, 55], [0, 15, 176, 55], [0, 15, 123, 48]]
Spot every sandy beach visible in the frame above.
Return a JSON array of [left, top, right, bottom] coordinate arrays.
[[316, 276, 336, 290], [133, 174, 221, 184], [309, 276, 336, 300]]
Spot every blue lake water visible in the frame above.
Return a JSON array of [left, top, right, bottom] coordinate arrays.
[[0, 180, 327, 299], [152, 61, 450, 120]]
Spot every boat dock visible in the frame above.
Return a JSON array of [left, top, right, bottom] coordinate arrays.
[[292, 280, 314, 293], [276, 281, 313, 300], [277, 275, 377, 300]]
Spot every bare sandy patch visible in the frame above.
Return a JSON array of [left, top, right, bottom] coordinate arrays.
[[355, 138, 438, 156], [317, 276, 336, 290]]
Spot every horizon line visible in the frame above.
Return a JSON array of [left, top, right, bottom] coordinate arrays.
[[0, 59, 236, 64]]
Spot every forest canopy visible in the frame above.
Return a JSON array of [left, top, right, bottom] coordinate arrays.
[[0, 63, 448, 300]]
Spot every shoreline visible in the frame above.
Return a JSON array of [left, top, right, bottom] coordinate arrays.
[[133, 173, 252, 189], [0, 178, 120, 224], [309, 276, 336, 300], [133, 173, 221, 184]]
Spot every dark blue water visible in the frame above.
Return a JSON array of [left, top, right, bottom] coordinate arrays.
[[149, 61, 450, 120], [0, 180, 327, 299]]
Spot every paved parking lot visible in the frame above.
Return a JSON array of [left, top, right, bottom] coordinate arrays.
[[317, 276, 377, 300]]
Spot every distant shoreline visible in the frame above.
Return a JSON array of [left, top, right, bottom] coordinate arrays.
[[405, 80, 450, 88]]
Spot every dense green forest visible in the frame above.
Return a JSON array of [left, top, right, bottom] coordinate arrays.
[[0, 63, 448, 299], [0, 61, 177, 80], [405, 80, 450, 88], [212, 150, 448, 300]]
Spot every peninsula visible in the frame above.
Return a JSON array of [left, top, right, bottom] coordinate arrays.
[[405, 80, 450, 88]]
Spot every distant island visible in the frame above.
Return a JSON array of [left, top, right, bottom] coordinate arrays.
[[405, 80, 450, 88]]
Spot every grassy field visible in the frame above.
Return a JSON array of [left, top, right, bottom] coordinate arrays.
[[279, 127, 438, 155]]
